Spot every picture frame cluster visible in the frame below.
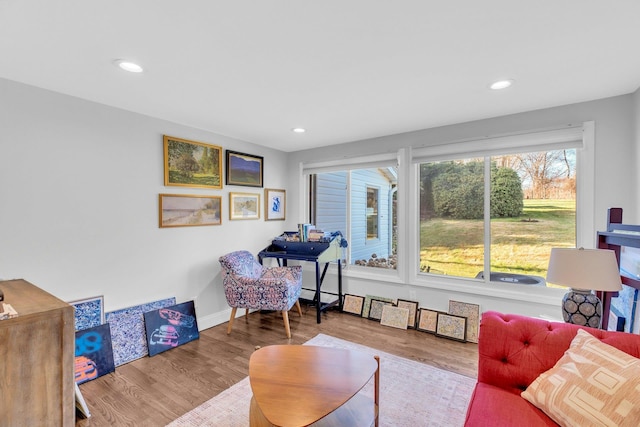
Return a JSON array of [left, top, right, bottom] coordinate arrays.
[[342, 293, 480, 343], [159, 135, 286, 227]]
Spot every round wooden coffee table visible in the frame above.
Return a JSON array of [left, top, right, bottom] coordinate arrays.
[[249, 345, 380, 427]]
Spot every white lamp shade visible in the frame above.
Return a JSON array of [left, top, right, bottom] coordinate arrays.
[[546, 248, 622, 292]]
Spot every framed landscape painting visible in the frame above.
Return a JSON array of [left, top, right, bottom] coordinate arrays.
[[159, 194, 222, 228], [226, 150, 263, 187], [229, 192, 260, 220], [163, 136, 222, 189]]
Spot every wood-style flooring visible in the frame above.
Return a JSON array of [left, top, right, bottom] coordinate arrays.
[[76, 305, 478, 426]]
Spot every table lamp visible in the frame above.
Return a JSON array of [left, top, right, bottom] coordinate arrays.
[[546, 248, 622, 328]]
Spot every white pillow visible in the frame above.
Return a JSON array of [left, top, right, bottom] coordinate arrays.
[[521, 329, 640, 427]]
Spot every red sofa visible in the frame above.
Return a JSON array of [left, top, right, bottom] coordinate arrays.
[[464, 311, 640, 426]]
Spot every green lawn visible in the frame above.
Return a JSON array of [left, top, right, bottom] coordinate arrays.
[[419, 199, 575, 279]]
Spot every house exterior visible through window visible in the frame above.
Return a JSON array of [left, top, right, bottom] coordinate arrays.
[[310, 166, 398, 269], [367, 187, 379, 240]]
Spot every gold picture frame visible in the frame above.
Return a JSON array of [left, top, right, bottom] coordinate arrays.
[[163, 136, 222, 189], [229, 192, 260, 220], [159, 194, 222, 228], [264, 188, 286, 221]]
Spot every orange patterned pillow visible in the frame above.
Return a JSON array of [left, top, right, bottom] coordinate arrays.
[[521, 329, 640, 427]]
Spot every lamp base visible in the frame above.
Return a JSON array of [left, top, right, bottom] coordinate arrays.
[[562, 289, 602, 328]]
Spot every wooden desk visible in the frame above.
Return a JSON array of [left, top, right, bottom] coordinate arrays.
[[0, 279, 75, 426], [249, 345, 379, 427]]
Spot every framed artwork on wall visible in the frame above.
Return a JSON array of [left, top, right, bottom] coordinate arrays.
[[159, 194, 222, 228], [226, 150, 263, 187], [229, 192, 260, 220], [163, 135, 222, 189], [264, 188, 286, 221]]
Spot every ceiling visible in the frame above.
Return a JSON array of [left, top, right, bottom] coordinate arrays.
[[2, 1, 640, 152]]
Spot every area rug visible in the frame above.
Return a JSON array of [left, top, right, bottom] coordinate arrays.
[[167, 333, 475, 427]]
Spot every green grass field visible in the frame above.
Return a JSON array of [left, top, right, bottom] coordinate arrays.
[[419, 199, 576, 279]]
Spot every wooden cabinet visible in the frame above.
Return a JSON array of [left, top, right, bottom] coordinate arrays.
[[0, 279, 75, 426]]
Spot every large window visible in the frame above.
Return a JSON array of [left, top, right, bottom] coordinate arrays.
[[418, 148, 577, 283], [310, 167, 398, 269]]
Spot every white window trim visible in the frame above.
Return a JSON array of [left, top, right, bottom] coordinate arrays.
[[299, 122, 595, 307], [409, 121, 595, 304]]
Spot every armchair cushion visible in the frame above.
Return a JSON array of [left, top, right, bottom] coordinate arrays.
[[219, 250, 302, 311]]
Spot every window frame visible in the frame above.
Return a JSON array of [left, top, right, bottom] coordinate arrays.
[[300, 122, 595, 301]]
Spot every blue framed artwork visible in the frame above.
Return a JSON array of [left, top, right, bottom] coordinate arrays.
[[69, 295, 104, 331], [106, 297, 176, 366], [144, 301, 199, 357], [74, 323, 115, 384]]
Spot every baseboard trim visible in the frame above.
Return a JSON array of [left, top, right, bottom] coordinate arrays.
[[197, 307, 253, 331]]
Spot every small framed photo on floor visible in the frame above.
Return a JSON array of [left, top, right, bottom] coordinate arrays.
[[342, 294, 365, 316], [396, 299, 419, 329], [436, 312, 467, 342], [368, 298, 394, 321], [417, 308, 441, 334]]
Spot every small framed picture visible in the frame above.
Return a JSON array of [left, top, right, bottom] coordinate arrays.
[[448, 300, 480, 343], [380, 305, 410, 330], [226, 150, 263, 187], [342, 294, 365, 316], [163, 136, 222, 189], [362, 295, 395, 318], [436, 312, 467, 342], [229, 192, 260, 220], [264, 188, 286, 221], [397, 299, 419, 329], [367, 298, 394, 321], [159, 194, 222, 228], [416, 308, 440, 334]]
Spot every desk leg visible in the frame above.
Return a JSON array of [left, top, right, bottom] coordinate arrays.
[[338, 260, 343, 311], [315, 261, 321, 324]]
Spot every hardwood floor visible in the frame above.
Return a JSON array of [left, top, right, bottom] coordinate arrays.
[[76, 305, 478, 426]]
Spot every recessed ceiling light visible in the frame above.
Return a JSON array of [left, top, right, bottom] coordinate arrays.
[[292, 128, 306, 133], [489, 79, 514, 90], [113, 59, 144, 73]]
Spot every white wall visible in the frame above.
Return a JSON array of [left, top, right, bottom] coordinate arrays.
[[288, 94, 638, 320], [2, 77, 637, 329], [0, 78, 295, 329]]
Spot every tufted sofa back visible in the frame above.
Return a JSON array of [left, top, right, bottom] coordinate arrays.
[[478, 311, 640, 395]]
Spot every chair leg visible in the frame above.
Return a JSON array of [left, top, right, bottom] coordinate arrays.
[[295, 300, 303, 317], [245, 308, 249, 322], [227, 307, 237, 335], [282, 310, 291, 339]]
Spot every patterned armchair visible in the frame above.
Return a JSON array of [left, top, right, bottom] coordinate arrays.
[[218, 250, 303, 338]]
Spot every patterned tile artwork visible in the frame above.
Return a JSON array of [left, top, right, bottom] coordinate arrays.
[[106, 297, 176, 366], [448, 300, 480, 343], [380, 305, 410, 329], [362, 294, 395, 318], [69, 296, 104, 331]]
